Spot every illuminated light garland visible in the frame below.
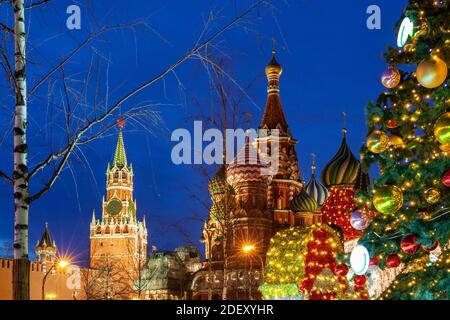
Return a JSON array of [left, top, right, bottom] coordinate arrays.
[[261, 224, 368, 300], [321, 185, 363, 241]]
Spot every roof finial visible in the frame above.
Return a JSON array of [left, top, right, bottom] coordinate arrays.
[[311, 153, 316, 175], [271, 37, 276, 57], [246, 111, 252, 130], [45, 222, 48, 228], [118, 118, 124, 129], [342, 112, 347, 136]]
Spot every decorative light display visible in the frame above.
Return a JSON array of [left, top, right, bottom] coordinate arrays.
[[321, 186, 362, 241], [261, 225, 367, 300], [397, 16, 415, 47], [350, 245, 370, 275]]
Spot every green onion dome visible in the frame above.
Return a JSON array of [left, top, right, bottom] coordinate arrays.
[[208, 164, 232, 200], [290, 188, 318, 213], [321, 133, 360, 187]]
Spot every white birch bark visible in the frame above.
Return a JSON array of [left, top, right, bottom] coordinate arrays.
[[12, 0, 30, 300]]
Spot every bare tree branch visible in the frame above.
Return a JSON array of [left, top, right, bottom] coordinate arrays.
[[25, 0, 51, 9], [0, 170, 13, 184], [0, 22, 13, 34], [27, 0, 268, 200]]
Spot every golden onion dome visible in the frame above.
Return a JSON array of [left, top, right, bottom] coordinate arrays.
[[265, 50, 282, 76]]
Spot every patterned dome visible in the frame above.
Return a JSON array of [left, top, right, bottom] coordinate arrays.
[[305, 174, 329, 206], [265, 50, 282, 76], [290, 188, 318, 213], [208, 164, 230, 198], [226, 134, 271, 187], [321, 132, 360, 187]]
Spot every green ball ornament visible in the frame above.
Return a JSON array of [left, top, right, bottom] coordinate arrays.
[[424, 188, 440, 205], [373, 185, 403, 215], [434, 112, 450, 145], [367, 131, 389, 154]]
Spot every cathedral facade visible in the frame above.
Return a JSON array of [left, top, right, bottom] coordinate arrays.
[[192, 52, 367, 300]]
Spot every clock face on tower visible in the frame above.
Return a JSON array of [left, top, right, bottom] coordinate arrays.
[[107, 199, 123, 216]]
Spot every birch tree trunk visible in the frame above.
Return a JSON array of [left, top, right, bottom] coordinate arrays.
[[12, 0, 30, 300]]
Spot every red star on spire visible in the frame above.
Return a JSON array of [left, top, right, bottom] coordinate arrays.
[[117, 118, 124, 128]]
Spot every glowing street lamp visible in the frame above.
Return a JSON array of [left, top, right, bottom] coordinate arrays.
[[42, 258, 71, 300], [242, 244, 255, 253]]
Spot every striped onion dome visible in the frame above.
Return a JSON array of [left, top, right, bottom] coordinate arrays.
[[226, 133, 271, 187], [321, 130, 360, 187], [290, 188, 318, 213], [305, 174, 329, 206], [304, 154, 328, 206]]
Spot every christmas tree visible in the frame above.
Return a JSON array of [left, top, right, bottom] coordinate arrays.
[[357, 0, 450, 299]]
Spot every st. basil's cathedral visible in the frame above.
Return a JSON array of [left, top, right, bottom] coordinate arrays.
[[189, 52, 390, 300]]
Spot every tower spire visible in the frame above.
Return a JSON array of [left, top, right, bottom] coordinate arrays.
[[113, 119, 127, 168], [260, 48, 288, 133]]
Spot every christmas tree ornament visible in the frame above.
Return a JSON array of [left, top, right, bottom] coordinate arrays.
[[386, 119, 398, 129], [381, 67, 401, 88], [373, 185, 403, 215], [418, 211, 431, 221], [416, 56, 448, 89], [367, 130, 389, 154], [424, 187, 441, 204], [354, 190, 370, 206], [350, 209, 370, 231], [369, 255, 379, 266], [354, 275, 366, 286], [434, 112, 450, 145], [442, 169, 450, 187], [386, 254, 401, 268], [350, 245, 370, 275], [388, 134, 404, 148], [422, 240, 439, 252], [438, 143, 450, 152], [334, 264, 349, 277], [400, 234, 420, 255]]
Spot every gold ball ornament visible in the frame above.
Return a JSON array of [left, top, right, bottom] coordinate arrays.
[[416, 57, 448, 89], [438, 143, 450, 152], [434, 112, 450, 145], [388, 134, 404, 148], [424, 188, 441, 205], [373, 185, 404, 215], [367, 131, 389, 154]]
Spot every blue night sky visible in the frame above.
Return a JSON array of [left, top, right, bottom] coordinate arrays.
[[0, 0, 408, 265]]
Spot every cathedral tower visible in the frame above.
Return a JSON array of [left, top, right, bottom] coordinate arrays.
[[256, 51, 302, 227], [90, 120, 148, 271]]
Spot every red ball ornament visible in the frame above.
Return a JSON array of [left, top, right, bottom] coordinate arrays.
[[401, 234, 420, 255], [387, 119, 398, 129], [354, 275, 366, 286], [386, 254, 401, 268], [369, 255, 379, 266], [442, 169, 450, 187], [334, 264, 349, 277], [422, 240, 439, 252]]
